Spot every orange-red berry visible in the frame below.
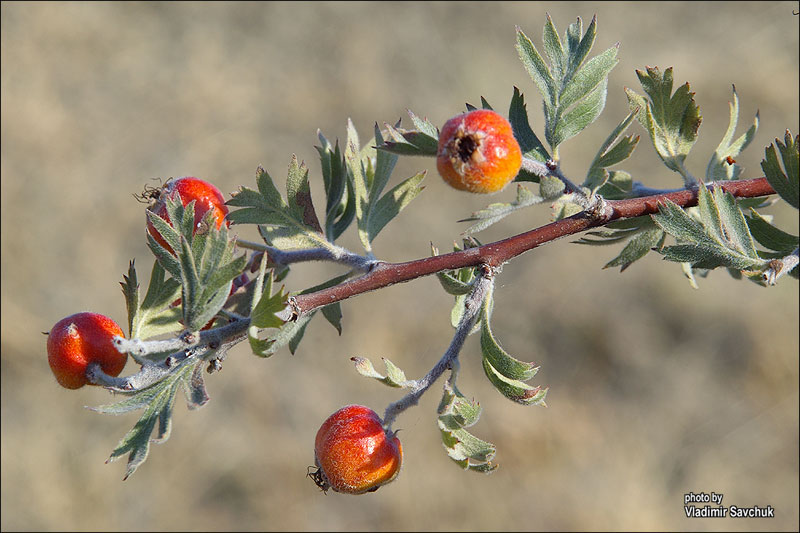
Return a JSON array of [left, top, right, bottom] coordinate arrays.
[[436, 109, 522, 194], [146, 177, 230, 254], [47, 312, 127, 389], [312, 405, 402, 494]]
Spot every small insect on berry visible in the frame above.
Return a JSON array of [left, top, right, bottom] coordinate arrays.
[[310, 405, 403, 495], [436, 109, 522, 194], [145, 177, 230, 254], [46, 312, 127, 389]]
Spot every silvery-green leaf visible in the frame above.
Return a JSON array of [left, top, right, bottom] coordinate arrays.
[[746, 209, 799, 252], [516, 27, 556, 108], [482, 358, 548, 406], [706, 85, 759, 181], [480, 294, 539, 381], [540, 175, 566, 199], [552, 77, 608, 147], [628, 67, 702, 183], [437, 378, 496, 473], [367, 172, 426, 242], [762, 131, 799, 209], [603, 227, 665, 271]]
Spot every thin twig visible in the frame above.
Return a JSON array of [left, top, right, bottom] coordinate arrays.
[[382, 268, 494, 430]]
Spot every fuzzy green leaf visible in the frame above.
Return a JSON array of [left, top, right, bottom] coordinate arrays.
[[351, 356, 410, 388], [584, 109, 639, 195], [652, 186, 768, 272], [762, 131, 799, 209], [163, 214, 245, 333], [540, 175, 566, 199], [316, 131, 355, 242], [286, 155, 323, 235], [228, 165, 328, 250], [407, 109, 440, 140], [542, 13, 566, 82], [321, 303, 343, 335], [575, 226, 641, 246], [482, 358, 548, 406], [516, 26, 556, 108], [379, 121, 439, 157], [102, 358, 203, 480], [437, 378, 496, 473], [367, 172, 426, 242], [248, 259, 288, 357], [345, 119, 372, 252], [595, 170, 633, 200], [122, 259, 184, 348], [552, 77, 608, 147], [183, 363, 209, 410], [627, 67, 702, 183], [480, 294, 539, 381], [558, 45, 618, 113], [518, 16, 616, 152], [706, 85, 759, 181], [746, 209, 799, 252], [250, 280, 287, 330], [565, 15, 597, 81], [603, 227, 665, 271], [508, 87, 550, 172]]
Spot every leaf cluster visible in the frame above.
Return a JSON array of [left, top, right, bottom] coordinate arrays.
[[516, 14, 618, 156], [146, 195, 247, 331]]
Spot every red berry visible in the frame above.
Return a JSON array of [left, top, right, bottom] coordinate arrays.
[[146, 177, 230, 254], [47, 312, 127, 389], [311, 405, 403, 494], [436, 109, 522, 194]]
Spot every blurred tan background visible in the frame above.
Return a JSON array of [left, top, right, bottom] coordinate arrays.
[[2, 2, 798, 531]]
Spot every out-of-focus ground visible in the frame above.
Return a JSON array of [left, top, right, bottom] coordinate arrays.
[[2, 2, 798, 531]]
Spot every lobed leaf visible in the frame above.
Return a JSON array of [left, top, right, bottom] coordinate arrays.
[[227, 165, 328, 250], [558, 45, 618, 113], [652, 186, 769, 273], [627, 67, 702, 183], [351, 356, 409, 388], [508, 87, 550, 171], [480, 294, 539, 381], [761, 130, 799, 209], [552, 75, 608, 147], [745, 209, 799, 252], [102, 358, 204, 480], [516, 26, 556, 108], [603, 227, 665, 271], [482, 358, 548, 406], [437, 378, 497, 473], [705, 85, 759, 181], [367, 172, 426, 242], [517, 16, 616, 152]]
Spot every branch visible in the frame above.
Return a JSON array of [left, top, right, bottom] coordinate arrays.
[[293, 177, 776, 314]]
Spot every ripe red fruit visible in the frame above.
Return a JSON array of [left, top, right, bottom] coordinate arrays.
[[311, 405, 403, 494], [146, 177, 230, 254], [47, 312, 127, 389], [436, 109, 522, 194]]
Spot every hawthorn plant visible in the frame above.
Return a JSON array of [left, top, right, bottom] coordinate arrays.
[[45, 14, 798, 488]]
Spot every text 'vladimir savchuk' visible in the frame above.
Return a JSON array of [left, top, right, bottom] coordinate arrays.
[[684, 492, 775, 518]]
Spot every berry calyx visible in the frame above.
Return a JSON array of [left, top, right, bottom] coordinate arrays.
[[145, 177, 230, 254], [436, 109, 522, 194], [47, 312, 127, 389], [311, 405, 403, 494]]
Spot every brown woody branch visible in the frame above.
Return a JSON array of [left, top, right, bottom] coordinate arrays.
[[292, 177, 776, 315]]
